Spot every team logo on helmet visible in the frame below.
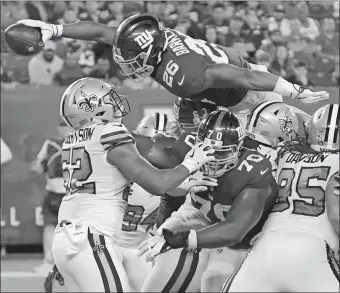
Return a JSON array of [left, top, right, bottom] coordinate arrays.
[[278, 110, 293, 135], [134, 30, 154, 49], [77, 91, 98, 112]]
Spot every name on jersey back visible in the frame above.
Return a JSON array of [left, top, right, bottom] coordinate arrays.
[[166, 29, 190, 56], [285, 152, 329, 164], [64, 127, 94, 145]]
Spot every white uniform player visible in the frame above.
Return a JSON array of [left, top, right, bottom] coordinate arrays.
[[54, 120, 133, 292], [244, 101, 306, 176], [115, 113, 169, 291], [116, 184, 160, 292], [224, 104, 340, 292], [52, 77, 216, 292]]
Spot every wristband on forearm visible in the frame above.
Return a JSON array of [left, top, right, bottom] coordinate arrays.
[[54, 24, 63, 37], [187, 230, 198, 251], [273, 77, 296, 97]]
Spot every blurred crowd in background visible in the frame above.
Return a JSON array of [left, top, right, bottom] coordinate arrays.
[[1, 1, 339, 91]]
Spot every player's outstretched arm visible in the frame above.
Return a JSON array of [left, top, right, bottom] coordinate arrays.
[[204, 63, 329, 104], [17, 20, 115, 45], [326, 171, 339, 236], [154, 184, 273, 252], [107, 142, 214, 196]]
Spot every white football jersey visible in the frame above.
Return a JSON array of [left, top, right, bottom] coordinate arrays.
[[115, 184, 160, 247], [58, 122, 134, 236], [262, 150, 339, 251]]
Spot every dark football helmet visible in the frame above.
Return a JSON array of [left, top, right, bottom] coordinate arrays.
[[112, 14, 166, 82], [173, 97, 218, 133], [197, 109, 245, 177]]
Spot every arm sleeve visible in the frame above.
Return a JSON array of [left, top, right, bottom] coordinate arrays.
[[100, 123, 135, 151]]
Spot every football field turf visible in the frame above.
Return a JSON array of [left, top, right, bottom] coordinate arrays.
[[1, 254, 67, 292]]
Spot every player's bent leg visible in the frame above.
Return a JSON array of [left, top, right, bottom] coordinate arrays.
[[53, 223, 130, 292], [280, 232, 340, 292], [52, 227, 81, 292], [143, 201, 210, 292], [221, 241, 277, 292], [201, 247, 248, 292], [120, 245, 153, 292], [141, 248, 209, 292]]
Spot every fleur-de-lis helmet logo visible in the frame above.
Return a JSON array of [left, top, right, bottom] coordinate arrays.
[[278, 109, 293, 135], [77, 91, 98, 112]]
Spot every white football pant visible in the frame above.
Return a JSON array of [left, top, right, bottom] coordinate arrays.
[[222, 231, 340, 292], [141, 201, 247, 292], [52, 222, 130, 292]]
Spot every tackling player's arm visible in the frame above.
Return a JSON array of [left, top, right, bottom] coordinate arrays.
[[326, 171, 339, 236], [107, 140, 213, 196], [195, 184, 272, 249], [160, 182, 274, 250], [202, 63, 328, 102], [108, 142, 187, 196]]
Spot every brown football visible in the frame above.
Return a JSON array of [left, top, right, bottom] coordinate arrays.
[[4, 23, 43, 56]]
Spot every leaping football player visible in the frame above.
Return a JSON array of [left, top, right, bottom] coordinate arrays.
[[18, 14, 328, 117]]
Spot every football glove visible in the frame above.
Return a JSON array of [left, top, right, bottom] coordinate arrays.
[[137, 234, 171, 262], [17, 19, 63, 44], [181, 142, 215, 174], [162, 228, 190, 249], [44, 265, 64, 293], [291, 84, 329, 104], [177, 170, 218, 193]]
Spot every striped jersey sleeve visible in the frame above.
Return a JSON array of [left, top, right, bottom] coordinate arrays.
[[100, 123, 135, 151]]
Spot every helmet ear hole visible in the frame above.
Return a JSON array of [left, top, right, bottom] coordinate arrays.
[[95, 111, 105, 117]]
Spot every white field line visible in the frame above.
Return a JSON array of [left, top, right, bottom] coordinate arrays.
[[1, 271, 42, 278]]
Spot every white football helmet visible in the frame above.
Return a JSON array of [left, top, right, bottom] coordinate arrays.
[[60, 78, 130, 130], [134, 112, 171, 137], [246, 101, 299, 148], [306, 104, 339, 152]]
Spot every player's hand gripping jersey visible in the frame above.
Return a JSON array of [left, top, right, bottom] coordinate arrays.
[[261, 148, 339, 252], [59, 122, 134, 236]]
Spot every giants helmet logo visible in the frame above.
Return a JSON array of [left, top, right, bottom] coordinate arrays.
[[77, 91, 98, 112], [134, 29, 154, 49]]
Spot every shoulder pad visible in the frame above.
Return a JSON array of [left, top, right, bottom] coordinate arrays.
[[100, 123, 134, 151]]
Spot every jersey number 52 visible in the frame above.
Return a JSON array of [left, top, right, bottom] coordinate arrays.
[[62, 147, 96, 195]]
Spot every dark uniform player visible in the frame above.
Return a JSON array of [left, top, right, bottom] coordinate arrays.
[[19, 15, 328, 110], [138, 110, 278, 292], [31, 118, 70, 275], [134, 98, 218, 228]]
